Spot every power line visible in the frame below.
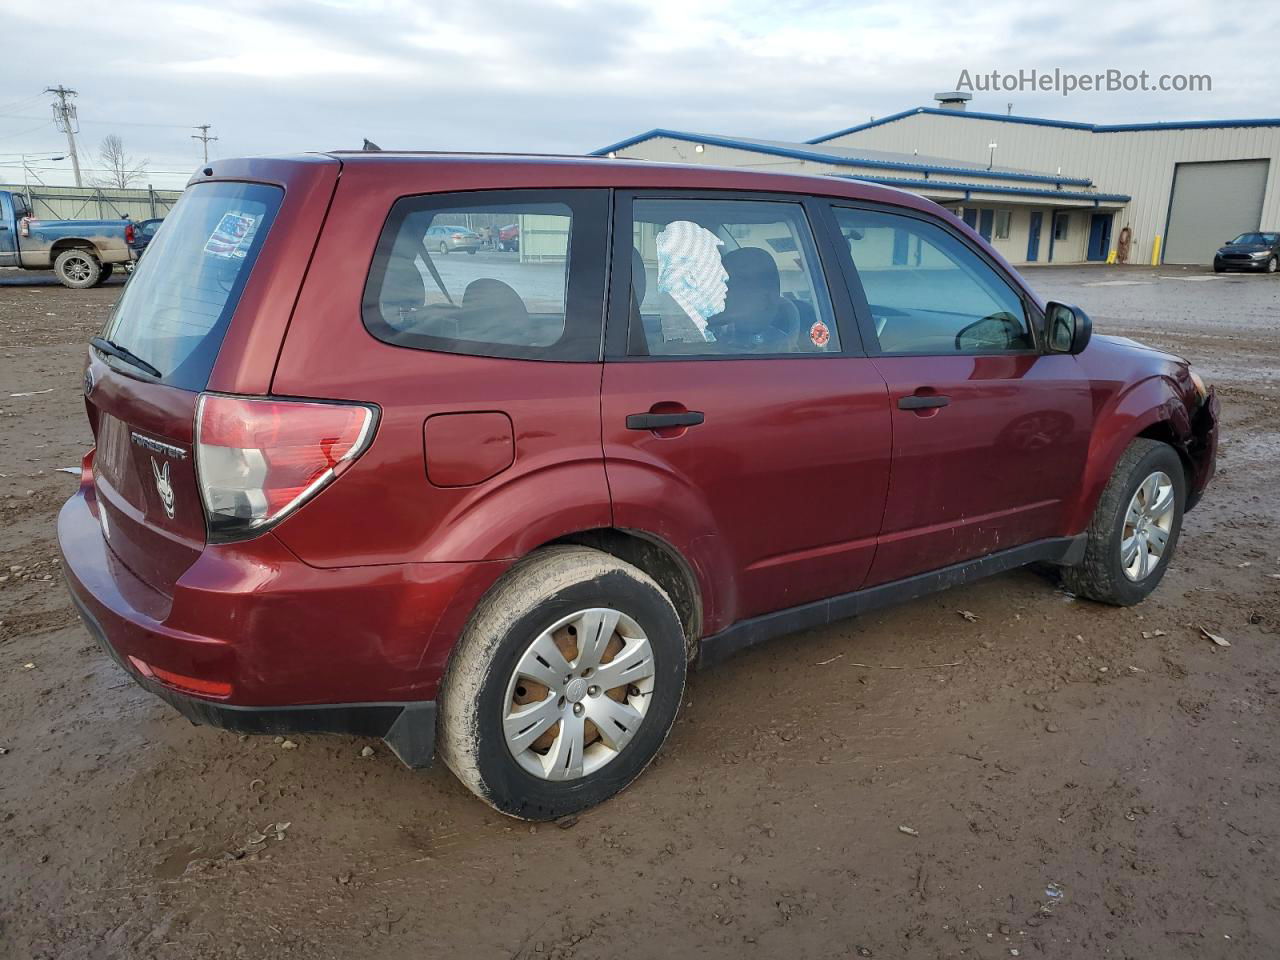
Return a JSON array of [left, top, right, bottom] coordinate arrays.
[[0, 112, 190, 130]]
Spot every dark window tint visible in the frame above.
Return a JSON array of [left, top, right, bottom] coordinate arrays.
[[364, 190, 608, 362], [833, 207, 1032, 355], [627, 198, 839, 357], [100, 181, 281, 390]]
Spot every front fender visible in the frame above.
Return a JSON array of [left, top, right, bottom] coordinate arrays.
[[1065, 374, 1191, 533]]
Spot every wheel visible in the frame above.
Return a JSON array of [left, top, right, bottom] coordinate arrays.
[[466, 249, 476, 255], [92, 263, 114, 286], [438, 546, 687, 820], [1268, 256, 1278, 274], [439, 241, 449, 255], [1213, 264, 1224, 273], [1061, 439, 1185, 606], [53, 248, 101, 289]]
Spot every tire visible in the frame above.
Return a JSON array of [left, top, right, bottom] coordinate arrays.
[[466, 249, 476, 255], [439, 241, 449, 255], [1268, 256, 1278, 274], [1061, 439, 1186, 606], [438, 546, 687, 820], [53, 248, 101, 289], [92, 263, 114, 286], [1213, 264, 1224, 273]]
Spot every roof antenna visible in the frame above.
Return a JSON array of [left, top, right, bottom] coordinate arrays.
[[362, 138, 382, 152]]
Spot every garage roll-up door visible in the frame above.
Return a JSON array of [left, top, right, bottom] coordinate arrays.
[[1164, 159, 1269, 264]]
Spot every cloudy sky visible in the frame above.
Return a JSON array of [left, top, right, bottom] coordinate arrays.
[[3, 0, 1274, 188]]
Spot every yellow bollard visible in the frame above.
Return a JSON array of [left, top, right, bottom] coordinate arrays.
[[1151, 235, 1162, 266], [1106, 250, 1117, 264]]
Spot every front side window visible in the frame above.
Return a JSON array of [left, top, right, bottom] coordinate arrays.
[[833, 207, 1032, 355], [627, 198, 839, 357], [364, 189, 607, 361]]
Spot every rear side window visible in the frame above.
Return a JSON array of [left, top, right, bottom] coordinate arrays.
[[833, 207, 1032, 355], [363, 189, 609, 362], [627, 197, 839, 356], [101, 181, 281, 390]]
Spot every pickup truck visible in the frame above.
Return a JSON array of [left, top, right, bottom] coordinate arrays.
[[0, 189, 134, 288]]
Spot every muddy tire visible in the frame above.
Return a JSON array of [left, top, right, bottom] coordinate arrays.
[[1061, 439, 1186, 606], [438, 546, 686, 820], [53, 248, 102, 289]]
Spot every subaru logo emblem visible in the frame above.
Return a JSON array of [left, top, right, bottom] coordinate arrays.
[[83, 366, 95, 397]]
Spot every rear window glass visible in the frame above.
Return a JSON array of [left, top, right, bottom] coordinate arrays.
[[100, 182, 281, 390], [363, 189, 609, 362]]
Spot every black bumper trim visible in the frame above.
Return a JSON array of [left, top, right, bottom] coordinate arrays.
[[67, 586, 437, 769]]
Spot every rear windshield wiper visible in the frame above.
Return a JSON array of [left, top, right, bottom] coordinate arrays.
[[91, 336, 162, 379]]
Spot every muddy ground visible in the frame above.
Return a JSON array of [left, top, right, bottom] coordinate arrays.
[[1, 264, 1278, 960]]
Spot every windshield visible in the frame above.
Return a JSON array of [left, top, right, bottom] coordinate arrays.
[[100, 181, 282, 390], [1231, 232, 1279, 245]]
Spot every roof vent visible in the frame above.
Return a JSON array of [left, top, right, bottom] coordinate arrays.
[[934, 91, 973, 111]]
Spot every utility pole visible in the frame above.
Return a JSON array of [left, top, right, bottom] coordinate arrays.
[[45, 85, 82, 187], [192, 124, 217, 164]]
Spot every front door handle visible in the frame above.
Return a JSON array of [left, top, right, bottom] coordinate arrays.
[[898, 394, 951, 410], [626, 411, 705, 430]]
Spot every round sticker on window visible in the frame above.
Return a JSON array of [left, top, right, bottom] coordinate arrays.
[[809, 321, 831, 348]]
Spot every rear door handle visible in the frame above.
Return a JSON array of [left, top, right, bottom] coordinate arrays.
[[898, 394, 951, 410], [626, 411, 705, 430]]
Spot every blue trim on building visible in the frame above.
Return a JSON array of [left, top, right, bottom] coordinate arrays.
[[807, 107, 1280, 143], [831, 174, 1130, 204], [588, 128, 1094, 187]]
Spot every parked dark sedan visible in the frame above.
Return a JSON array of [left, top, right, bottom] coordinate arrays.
[[1213, 231, 1279, 273], [130, 218, 164, 258]]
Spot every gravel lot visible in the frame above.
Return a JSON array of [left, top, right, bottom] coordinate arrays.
[[1, 264, 1278, 960]]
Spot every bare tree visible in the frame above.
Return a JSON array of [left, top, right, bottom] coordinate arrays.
[[93, 134, 149, 189]]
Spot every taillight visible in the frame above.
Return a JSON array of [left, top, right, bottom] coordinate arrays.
[[195, 394, 377, 543], [125, 223, 135, 245], [451, 232, 464, 240]]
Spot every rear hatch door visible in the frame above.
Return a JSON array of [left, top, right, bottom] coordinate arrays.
[[86, 178, 293, 596]]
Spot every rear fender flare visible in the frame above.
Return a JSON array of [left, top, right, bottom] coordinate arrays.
[[601, 457, 736, 636], [421, 458, 613, 562]]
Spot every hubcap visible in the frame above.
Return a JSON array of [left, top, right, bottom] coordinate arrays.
[[64, 256, 92, 282], [1121, 471, 1175, 581], [503, 608, 655, 781]]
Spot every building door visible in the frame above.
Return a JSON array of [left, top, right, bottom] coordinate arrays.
[[978, 209, 994, 241], [1026, 212, 1042, 262], [1163, 159, 1269, 264], [1087, 213, 1113, 262]]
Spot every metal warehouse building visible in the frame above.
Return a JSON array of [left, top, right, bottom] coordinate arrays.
[[592, 93, 1280, 267]]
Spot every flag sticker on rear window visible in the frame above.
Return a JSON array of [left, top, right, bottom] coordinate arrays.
[[204, 211, 258, 259]]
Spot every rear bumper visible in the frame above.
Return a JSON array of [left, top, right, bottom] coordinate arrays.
[[68, 587, 437, 766], [58, 483, 509, 765]]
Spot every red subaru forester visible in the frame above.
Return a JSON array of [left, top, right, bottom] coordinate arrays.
[[59, 154, 1218, 819]]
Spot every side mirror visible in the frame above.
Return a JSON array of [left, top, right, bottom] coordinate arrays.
[[1044, 301, 1092, 355]]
